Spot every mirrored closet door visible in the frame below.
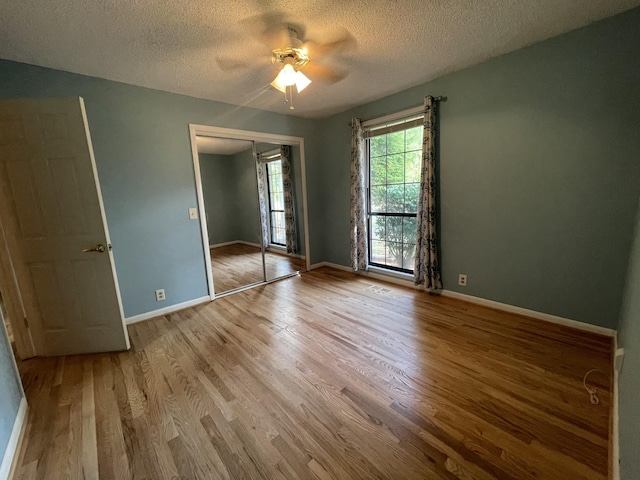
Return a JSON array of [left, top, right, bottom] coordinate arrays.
[[255, 142, 307, 282], [192, 126, 309, 298], [196, 136, 265, 295]]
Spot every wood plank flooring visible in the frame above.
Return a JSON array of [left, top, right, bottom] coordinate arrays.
[[14, 267, 612, 479], [210, 243, 305, 293]]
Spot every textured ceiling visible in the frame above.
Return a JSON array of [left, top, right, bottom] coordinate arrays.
[[0, 1, 638, 118]]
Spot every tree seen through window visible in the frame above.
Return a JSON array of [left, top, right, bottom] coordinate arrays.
[[368, 125, 422, 272]]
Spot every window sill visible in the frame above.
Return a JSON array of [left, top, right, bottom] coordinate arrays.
[[367, 265, 414, 281]]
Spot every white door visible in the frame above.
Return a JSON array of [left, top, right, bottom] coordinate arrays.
[[0, 97, 129, 356]]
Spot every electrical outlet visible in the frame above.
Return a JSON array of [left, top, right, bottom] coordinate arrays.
[[155, 289, 166, 302], [458, 274, 467, 286], [188, 208, 198, 220]]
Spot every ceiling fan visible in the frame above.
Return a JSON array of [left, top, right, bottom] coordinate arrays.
[[217, 14, 357, 110]]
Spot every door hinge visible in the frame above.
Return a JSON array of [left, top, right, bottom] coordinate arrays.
[[108, 243, 112, 251], [23, 316, 29, 329]]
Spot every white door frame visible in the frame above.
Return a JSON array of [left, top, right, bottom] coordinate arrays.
[[0, 214, 35, 359], [188, 124, 311, 299], [0, 97, 129, 358]]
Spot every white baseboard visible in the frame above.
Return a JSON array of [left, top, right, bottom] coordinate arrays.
[[0, 397, 27, 480], [311, 262, 420, 289], [267, 246, 306, 259], [310, 261, 348, 271], [440, 290, 615, 337], [209, 240, 240, 248], [125, 296, 211, 325], [612, 342, 622, 480], [311, 262, 616, 338], [212, 241, 305, 260], [209, 240, 261, 249]]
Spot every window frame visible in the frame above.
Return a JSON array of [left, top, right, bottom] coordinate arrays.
[[264, 154, 286, 247], [364, 107, 423, 274]]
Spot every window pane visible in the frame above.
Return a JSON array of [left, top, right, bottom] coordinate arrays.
[[267, 160, 286, 245], [366, 118, 423, 273], [405, 151, 421, 183], [370, 155, 386, 186], [370, 185, 386, 212], [387, 131, 404, 154], [371, 216, 385, 241], [273, 191, 284, 210], [274, 212, 286, 244], [370, 136, 386, 157], [384, 215, 403, 244], [386, 184, 404, 213], [405, 126, 422, 152], [371, 240, 385, 264], [402, 243, 416, 271], [404, 183, 419, 213], [402, 217, 417, 244], [386, 154, 404, 184], [385, 242, 403, 268]]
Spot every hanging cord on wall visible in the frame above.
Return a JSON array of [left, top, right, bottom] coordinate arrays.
[[583, 369, 602, 405]]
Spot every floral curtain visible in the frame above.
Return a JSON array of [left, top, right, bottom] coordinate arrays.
[[255, 152, 270, 249], [350, 117, 368, 271], [280, 145, 297, 254], [414, 96, 443, 289]]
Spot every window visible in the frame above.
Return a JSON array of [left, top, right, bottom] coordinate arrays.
[[265, 158, 286, 246], [366, 113, 423, 273]]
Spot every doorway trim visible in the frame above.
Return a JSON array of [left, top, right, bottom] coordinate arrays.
[[0, 214, 35, 359], [188, 124, 311, 299]]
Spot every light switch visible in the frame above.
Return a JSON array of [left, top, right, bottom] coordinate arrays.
[[189, 207, 198, 220]]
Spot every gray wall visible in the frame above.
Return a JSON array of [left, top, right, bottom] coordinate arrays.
[[233, 148, 263, 245], [199, 153, 238, 245], [0, 314, 23, 462], [315, 8, 640, 329], [618, 198, 640, 479], [0, 60, 322, 317], [200, 149, 263, 247]]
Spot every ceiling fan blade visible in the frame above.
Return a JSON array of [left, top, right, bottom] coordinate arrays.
[[304, 30, 357, 59], [303, 62, 348, 84], [215, 56, 251, 71], [239, 13, 304, 50], [216, 52, 272, 72]]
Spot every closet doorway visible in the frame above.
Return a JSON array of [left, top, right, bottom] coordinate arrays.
[[189, 125, 310, 298]]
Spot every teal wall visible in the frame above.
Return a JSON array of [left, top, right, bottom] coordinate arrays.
[[0, 5, 639, 475], [233, 148, 264, 246], [199, 153, 239, 245], [316, 8, 640, 329], [0, 60, 322, 317], [0, 314, 23, 463], [618, 198, 640, 479], [200, 149, 263, 246]]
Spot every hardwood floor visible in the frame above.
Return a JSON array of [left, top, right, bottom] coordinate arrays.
[[265, 249, 305, 281], [210, 243, 305, 293], [14, 267, 612, 479]]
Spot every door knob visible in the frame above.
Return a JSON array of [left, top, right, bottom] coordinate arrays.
[[83, 244, 106, 253]]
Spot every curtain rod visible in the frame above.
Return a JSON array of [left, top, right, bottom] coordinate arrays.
[[348, 96, 446, 127]]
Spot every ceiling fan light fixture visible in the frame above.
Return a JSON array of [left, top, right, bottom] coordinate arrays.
[[271, 64, 296, 92], [293, 70, 311, 92], [271, 64, 311, 93]]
